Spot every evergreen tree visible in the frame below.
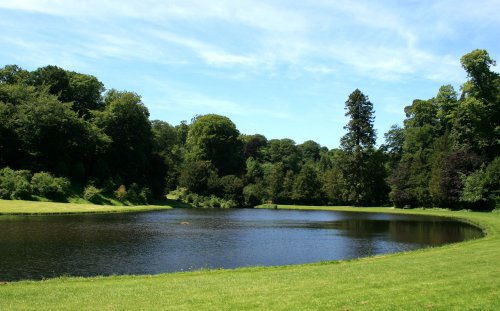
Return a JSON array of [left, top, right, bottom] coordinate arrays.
[[340, 89, 376, 152], [337, 89, 387, 206]]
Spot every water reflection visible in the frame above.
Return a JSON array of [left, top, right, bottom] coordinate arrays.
[[0, 209, 483, 281]]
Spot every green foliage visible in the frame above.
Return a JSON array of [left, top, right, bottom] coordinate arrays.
[[435, 85, 458, 130], [0, 167, 32, 199], [263, 139, 300, 172], [2, 50, 497, 209], [242, 134, 267, 160], [340, 89, 375, 152], [461, 157, 500, 210], [332, 90, 388, 206], [186, 114, 244, 176], [31, 172, 70, 200], [381, 124, 405, 172], [292, 162, 322, 204], [127, 183, 140, 203], [217, 175, 244, 202], [83, 184, 102, 202], [114, 185, 127, 202], [243, 183, 266, 206], [388, 49, 499, 209], [298, 140, 321, 162], [178, 160, 217, 195], [95, 90, 153, 183], [67, 71, 105, 116]]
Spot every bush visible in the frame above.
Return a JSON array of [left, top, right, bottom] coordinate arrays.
[[139, 187, 152, 204], [127, 183, 140, 203], [31, 172, 70, 199], [461, 157, 500, 210], [114, 185, 127, 202], [83, 185, 101, 202], [0, 167, 32, 199]]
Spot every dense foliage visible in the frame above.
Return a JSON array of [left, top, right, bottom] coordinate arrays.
[[0, 49, 498, 209]]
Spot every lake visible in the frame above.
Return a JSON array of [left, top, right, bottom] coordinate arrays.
[[0, 208, 483, 281]]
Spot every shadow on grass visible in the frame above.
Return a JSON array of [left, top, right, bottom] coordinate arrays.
[[89, 194, 121, 206]]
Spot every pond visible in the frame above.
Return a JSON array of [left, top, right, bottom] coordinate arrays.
[[0, 208, 483, 281]]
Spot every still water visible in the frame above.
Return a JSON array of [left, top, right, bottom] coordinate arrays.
[[0, 208, 483, 281]]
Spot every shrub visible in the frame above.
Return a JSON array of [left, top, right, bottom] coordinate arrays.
[[220, 199, 238, 208], [102, 179, 117, 193], [31, 172, 70, 197], [139, 187, 152, 204], [127, 183, 140, 203], [114, 185, 127, 202], [83, 185, 102, 202], [243, 183, 265, 207], [31, 172, 70, 199], [0, 167, 32, 199]]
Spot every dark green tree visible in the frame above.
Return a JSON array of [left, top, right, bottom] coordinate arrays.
[[186, 114, 244, 176], [94, 90, 152, 183], [337, 90, 387, 206], [263, 139, 301, 172], [67, 71, 105, 116], [340, 89, 376, 152], [298, 140, 321, 162], [292, 162, 322, 204]]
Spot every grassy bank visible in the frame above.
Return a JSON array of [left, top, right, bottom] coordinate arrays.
[[0, 199, 173, 215], [1, 205, 500, 310]]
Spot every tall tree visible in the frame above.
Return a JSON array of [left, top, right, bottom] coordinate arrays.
[[340, 89, 376, 152], [337, 89, 387, 206], [454, 49, 500, 155]]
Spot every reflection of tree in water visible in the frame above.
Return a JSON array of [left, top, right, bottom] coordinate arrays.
[[297, 218, 482, 246], [388, 220, 482, 245]]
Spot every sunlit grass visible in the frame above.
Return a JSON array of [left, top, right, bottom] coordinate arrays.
[[0, 199, 172, 215]]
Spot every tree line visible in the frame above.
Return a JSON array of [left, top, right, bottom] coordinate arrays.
[[0, 49, 498, 209]]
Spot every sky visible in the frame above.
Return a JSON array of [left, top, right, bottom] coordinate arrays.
[[0, 0, 499, 148]]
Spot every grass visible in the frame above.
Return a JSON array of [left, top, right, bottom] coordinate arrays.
[[0, 199, 173, 215], [1, 204, 500, 310]]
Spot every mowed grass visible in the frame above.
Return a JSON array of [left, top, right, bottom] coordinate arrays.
[[0, 199, 172, 215], [1, 204, 500, 310]]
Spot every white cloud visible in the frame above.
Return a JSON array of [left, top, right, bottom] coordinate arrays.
[[1, 0, 498, 83]]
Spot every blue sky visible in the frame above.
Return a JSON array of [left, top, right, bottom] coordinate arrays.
[[1, 0, 499, 148]]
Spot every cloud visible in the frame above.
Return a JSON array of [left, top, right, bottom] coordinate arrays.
[[1, 0, 498, 83]]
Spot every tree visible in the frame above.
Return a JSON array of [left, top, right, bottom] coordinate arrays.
[[67, 71, 105, 116], [13, 91, 106, 178], [263, 139, 301, 172], [186, 114, 244, 176], [29, 65, 72, 102], [242, 134, 267, 160], [381, 124, 405, 171], [460, 49, 499, 103], [265, 162, 285, 202], [298, 140, 321, 162], [340, 89, 376, 152], [455, 49, 500, 155], [336, 90, 387, 206], [292, 162, 322, 204], [94, 90, 153, 183], [435, 85, 458, 131], [178, 160, 217, 195], [0, 65, 30, 84], [461, 157, 500, 210]]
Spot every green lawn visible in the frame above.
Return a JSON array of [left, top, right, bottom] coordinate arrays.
[[1, 203, 499, 310], [0, 199, 172, 215]]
